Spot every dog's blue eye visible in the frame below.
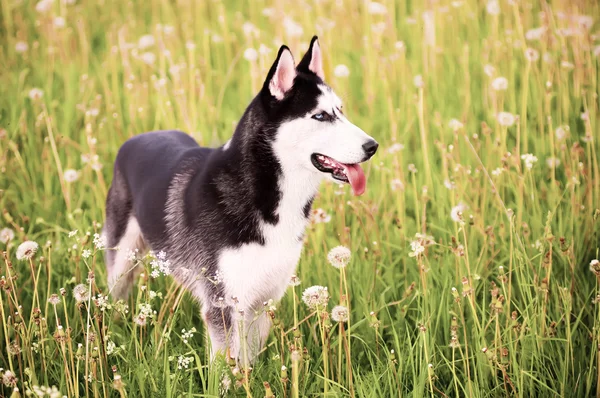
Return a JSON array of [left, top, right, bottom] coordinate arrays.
[[312, 112, 331, 121]]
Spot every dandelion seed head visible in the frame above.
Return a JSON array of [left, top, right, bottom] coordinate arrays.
[[497, 111, 516, 127], [367, 2, 387, 15], [138, 34, 155, 49], [302, 286, 329, 309], [333, 64, 350, 78], [243, 48, 258, 62], [0, 228, 15, 244], [15, 41, 28, 53], [327, 246, 351, 268], [16, 240, 39, 260], [63, 169, 79, 182], [491, 76, 508, 91], [73, 284, 90, 303], [331, 305, 349, 322], [28, 88, 44, 101]]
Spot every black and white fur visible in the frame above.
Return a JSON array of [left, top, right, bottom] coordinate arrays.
[[103, 37, 378, 364]]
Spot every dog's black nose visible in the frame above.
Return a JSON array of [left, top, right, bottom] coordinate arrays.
[[362, 140, 379, 158]]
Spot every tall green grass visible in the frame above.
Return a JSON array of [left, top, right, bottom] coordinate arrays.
[[1, 0, 599, 396]]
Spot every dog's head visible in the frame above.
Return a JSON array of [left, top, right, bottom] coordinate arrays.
[[259, 36, 378, 196]]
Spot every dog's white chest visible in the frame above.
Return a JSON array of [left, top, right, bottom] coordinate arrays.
[[218, 228, 305, 309]]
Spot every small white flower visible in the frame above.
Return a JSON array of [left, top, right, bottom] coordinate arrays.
[[106, 340, 116, 355], [333, 64, 350, 78], [395, 41, 406, 51], [444, 179, 455, 190], [448, 119, 464, 131], [497, 112, 516, 127], [141, 52, 156, 65], [16, 240, 39, 260], [53, 16, 66, 28], [450, 202, 468, 223], [242, 22, 259, 37], [413, 74, 424, 88], [408, 240, 425, 258], [258, 44, 271, 55], [185, 41, 196, 50], [81, 249, 92, 259], [390, 179, 404, 191], [483, 64, 496, 77], [15, 41, 28, 53], [367, 1, 387, 15], [302, 286, 329, 309], [35, 0, 53, 13], [491, 167, 503, 176], [590, 259, 600, 275], [93, 233, 107, 250], [521, 153, 538, 170], [408, 164, 418, 173], [243, 48, 258, 62], [524, 48, 539, 62], [283, 17, 303, 38], [525, 26, 546, 41], [491, 76, 508, 91], [63, 169, 79, 183], [177, 355, 194, 369], [68, 229, 78, 238], [387, 143, 404, 154], [331, 305, 349, 322], [486, 0, 500, 15], [0, 228, 15, 244], [555, 125, 569, 141], [327, 246, 351, 269], [546, 157, 560, 168], [561, 60, 574, 69], [138, 34, 155, 49], [28, 88, 44, 101]]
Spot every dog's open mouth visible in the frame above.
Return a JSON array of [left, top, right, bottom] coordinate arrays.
[[311, 153, 367, 196]]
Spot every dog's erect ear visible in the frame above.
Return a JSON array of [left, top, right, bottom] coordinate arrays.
[[263, 46, 296, 100], [297, 36, 324, 80]]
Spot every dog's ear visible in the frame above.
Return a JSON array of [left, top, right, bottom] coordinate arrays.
[[263, 46, 296, 100], [297, 36, 324, 80]]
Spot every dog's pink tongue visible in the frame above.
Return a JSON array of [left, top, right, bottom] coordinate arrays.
[[343, 163, 366, 196]]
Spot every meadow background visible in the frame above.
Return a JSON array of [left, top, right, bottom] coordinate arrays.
[[1, 0, 600, 396]]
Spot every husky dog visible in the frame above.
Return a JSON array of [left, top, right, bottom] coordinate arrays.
[[103, 36, 378, 364]]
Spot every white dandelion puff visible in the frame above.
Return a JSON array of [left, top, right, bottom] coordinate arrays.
[[283, 17, 303, 38], [141, 52, 156, 65], [367, 2, 387, 15], [486, 0, 500, 15], [497, 112, 515, 127], [483, 64, 496, 77], [16, 240, 39, 260], [390, 179, 404, 191], [327, 246, 351, 269], [331, 305, 349, 322], [451, 202, 468, 223], [546, 157, 560, 168], [28, 88, 44, 101], [63, 169, 79, 183], [448, 119, 464, 131], [73, 284, 90, 303], [15, 41, 28, 53], [333, 64, 350, 78], [555, 125, 569, 141], [524, 48, 540, 62], [491, 76, 508, 91], [243, 48, 258, 62], [302, 286, 329, 309], [413, 75, 424, 88], [138, 34, 155, 49], [0, 228, 15, 244], [408, 240, 425, 258]]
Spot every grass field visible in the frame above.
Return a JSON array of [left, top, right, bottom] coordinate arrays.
[[1, 0, 600, 396]]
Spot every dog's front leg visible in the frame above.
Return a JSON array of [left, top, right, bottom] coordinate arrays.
[[235, 309, 272, 367]]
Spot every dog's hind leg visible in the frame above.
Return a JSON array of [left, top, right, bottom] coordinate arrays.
[[104, 168, 145, 299]]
